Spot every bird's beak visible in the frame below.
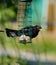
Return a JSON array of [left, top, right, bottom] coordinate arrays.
[[39, 26, 42, 30], [39, 26, 42, 29], [37, 26, 42, 31]]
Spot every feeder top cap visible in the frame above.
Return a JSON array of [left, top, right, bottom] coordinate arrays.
[[20, 0, 32, 2]]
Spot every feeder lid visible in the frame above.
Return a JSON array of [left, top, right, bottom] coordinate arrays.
[[20, 0, 32, 2]]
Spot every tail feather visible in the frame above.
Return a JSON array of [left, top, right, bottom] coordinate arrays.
[[5, 28, 18, 37]]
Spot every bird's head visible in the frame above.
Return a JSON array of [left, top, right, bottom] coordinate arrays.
[[35, 25, 42, 31]]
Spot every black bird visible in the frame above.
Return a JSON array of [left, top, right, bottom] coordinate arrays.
[[5, 25, 41, 39]]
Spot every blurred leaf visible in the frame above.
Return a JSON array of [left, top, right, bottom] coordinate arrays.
[[0, 7, 16, 24]]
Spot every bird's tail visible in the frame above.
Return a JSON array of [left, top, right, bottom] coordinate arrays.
[[5, 28, 18, 37]]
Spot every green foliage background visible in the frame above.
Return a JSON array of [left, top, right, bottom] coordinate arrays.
[[0, 0, 56, 65]]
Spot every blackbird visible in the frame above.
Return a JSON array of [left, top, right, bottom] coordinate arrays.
[[5, 25, 41, 39]]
